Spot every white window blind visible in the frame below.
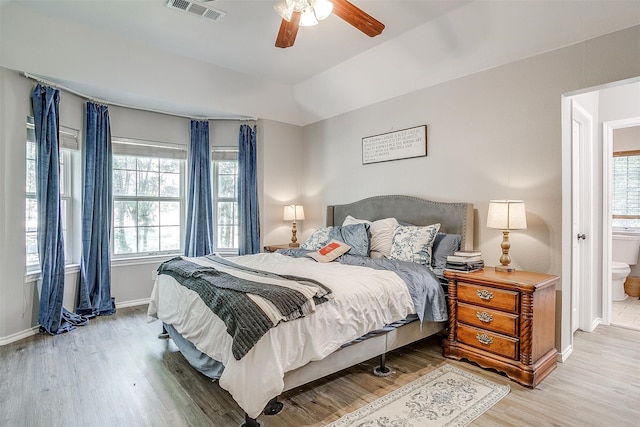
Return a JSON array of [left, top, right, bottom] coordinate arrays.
[[27, 116, 79, 151], [212, 146, 238, 161], [112, 137, 187, 159], [613, 153, 640, 216]]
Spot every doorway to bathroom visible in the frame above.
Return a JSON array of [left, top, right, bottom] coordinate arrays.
[[604, 118, 640, 331], [565, 78, 640, 340]]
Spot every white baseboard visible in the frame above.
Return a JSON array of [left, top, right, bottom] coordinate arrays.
[[115, 298, 150, 309], [0, 298, 150, 346], [558, 344, 573, 363], [0, 325, 40, 346]]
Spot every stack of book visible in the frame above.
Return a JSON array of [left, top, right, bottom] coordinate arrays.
[[445, 251, 484, 273]]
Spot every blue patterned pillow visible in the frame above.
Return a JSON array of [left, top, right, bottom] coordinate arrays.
[[389, 223, 441, 267], [301, 227, 333, 250], [329, 223, 371, 257]]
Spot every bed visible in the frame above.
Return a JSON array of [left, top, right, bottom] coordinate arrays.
[[147, 195, 474, 427]]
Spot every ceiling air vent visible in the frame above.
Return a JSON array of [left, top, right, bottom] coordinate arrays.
[[166, 0, 226, 23]]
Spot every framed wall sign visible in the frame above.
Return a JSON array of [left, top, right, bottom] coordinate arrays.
[[362, 125, 427, 165]]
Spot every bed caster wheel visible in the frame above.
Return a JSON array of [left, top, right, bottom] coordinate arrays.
[[263, 398, 284, 415], [373, 365, 393, 377]]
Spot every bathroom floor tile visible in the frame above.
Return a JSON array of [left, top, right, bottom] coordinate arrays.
[[612, 297, 640, 331]]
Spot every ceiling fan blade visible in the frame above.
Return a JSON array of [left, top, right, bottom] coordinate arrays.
[[331, 0, 385, 37], [275, 12, 301, 48]]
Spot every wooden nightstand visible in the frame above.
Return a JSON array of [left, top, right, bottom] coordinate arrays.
[[443, 267, 558, 388], [263, 243, 297, 253]]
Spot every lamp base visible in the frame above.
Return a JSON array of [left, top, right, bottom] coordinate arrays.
[[495, 265, 516, 273], [288, 242, 300, 248]]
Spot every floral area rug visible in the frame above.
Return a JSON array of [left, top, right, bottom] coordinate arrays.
[[325, 364, 509, 427]]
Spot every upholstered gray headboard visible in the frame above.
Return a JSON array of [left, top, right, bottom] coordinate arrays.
[[326, 195, 474, 251]]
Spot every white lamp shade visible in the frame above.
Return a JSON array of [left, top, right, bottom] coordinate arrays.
[[312, 0, 333, 20], [273, 0, 295, 21], [284, 205, 305, 221], [487, 200, 527, 230], [299, 5, 318, 26]]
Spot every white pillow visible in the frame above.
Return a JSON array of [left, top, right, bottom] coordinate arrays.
[[343, 215, 398, 258], [389, 223, 441, 268]]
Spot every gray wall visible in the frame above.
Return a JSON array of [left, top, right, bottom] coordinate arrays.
[[300, 25, 640, 354]]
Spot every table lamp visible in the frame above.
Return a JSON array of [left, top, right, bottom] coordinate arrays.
[[487, 200, 527, 272], [284, 204, 305, 247]]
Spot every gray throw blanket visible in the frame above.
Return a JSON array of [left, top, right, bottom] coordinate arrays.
[[158, 256, 332, 360]]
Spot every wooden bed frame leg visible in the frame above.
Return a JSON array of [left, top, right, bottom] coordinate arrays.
[[240, 413, 263, 427], [373, 353, 393, 377], [157, 324, 170, 339]]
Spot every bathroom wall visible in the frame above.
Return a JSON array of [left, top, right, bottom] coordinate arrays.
[[603, 81, 640, 278], [613, 125, 640, 277]]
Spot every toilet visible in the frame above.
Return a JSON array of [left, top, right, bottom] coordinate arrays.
[[612, 234, 640, 301]]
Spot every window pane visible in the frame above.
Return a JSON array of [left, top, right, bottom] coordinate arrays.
[[26, 232, 39, 265], [218, 161, 237, 174], [137, 171, 160, 197], [218, 175, 236, 198], [26, 198, 38, 233], [160, 226, 181, 251], [217, 225, 237, 249], [138, 226, 159, 252], [114, 227, 137, 255], [113, 201, 137, 227], [160, 172, 180, 197], [138, 201, 159, 226], [160, 202, 180, 226], [113, 170, 137, 196], [26, 141, 36, 160], [26, 159, 36, 193], [159, 158, 180, 173], [113, 150, 184, 257], [212, 157, 239, 252], [218, 201, 237, 225], [26, 132, 71, 267]]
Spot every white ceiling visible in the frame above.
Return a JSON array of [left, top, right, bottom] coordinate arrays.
[[1, 0, 640, 125]]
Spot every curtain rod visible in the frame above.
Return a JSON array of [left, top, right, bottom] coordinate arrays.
[[22, 72, 258, 122]]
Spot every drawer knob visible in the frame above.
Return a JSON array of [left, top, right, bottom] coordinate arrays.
[[476, 289, 494, 301], [476, 311, 493, 323], [476, 333, 493, 345]]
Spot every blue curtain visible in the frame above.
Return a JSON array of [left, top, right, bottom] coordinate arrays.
[[77, 102, 115, 316], [238, 124, 260, 255], [185, 120, 214, 257], [31, 84, 86, 334]]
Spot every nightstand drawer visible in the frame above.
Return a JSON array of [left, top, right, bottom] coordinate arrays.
[[457, 282, 519, 313], [457, 324, 519, 360], [457, 302, 519, 336]]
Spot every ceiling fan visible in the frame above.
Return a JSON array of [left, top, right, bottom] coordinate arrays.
[[273, 0, 385, 48]]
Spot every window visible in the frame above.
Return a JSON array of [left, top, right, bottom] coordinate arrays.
[[212, 148, 239, 252], [612, 150, 640, 229], [25, 118, 76, 269], [112, 139, 186, 257]]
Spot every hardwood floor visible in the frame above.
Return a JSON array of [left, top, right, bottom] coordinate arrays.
[[1, 305, 639, 427]]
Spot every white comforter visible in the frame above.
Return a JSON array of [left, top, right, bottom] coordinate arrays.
[[147, 252, 415, 418]]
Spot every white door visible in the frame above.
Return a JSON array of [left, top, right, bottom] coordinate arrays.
[[571, 101, 594, 332]]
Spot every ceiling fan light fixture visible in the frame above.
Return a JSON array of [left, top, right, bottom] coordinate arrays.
[[273, 0, 295, 21], [299, 4, 319, 26], [312, 0, 333, 21]]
